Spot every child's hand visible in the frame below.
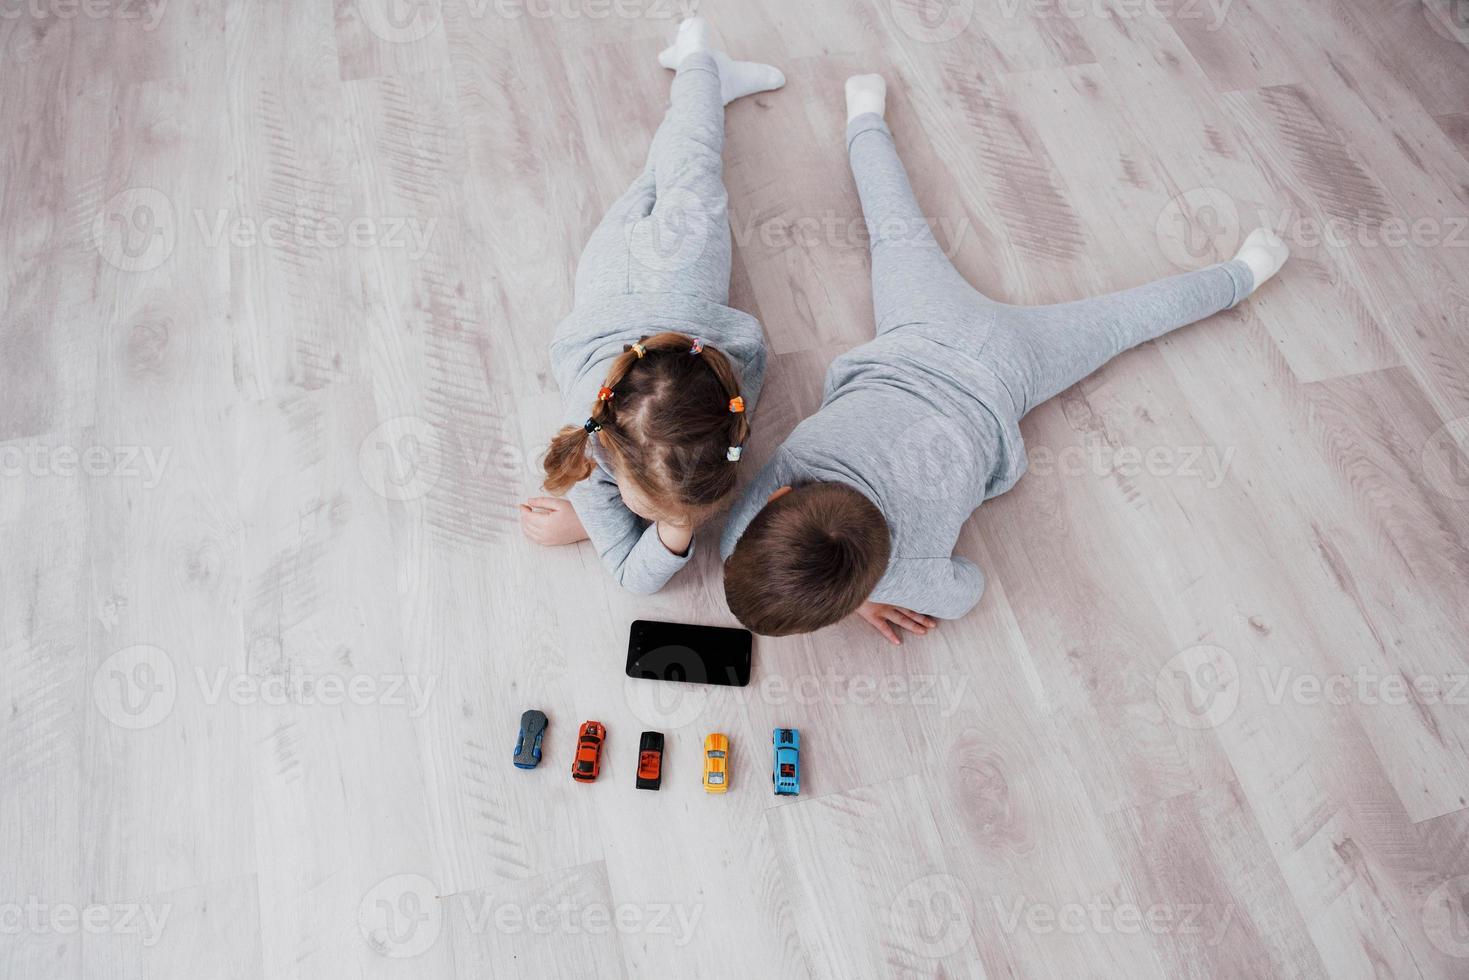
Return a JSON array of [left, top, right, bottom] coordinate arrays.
[[519, 497, 590, 547], [856, 601, 937, 645]]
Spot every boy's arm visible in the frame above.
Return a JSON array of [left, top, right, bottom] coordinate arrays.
[[871, 557, 986, 621], [567, 463, 693, 595]]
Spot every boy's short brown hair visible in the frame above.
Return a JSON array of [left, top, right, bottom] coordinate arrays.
[[723, 482, 891, 636]]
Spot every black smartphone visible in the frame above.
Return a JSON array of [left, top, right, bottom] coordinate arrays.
[[625, 619, 753, 688]]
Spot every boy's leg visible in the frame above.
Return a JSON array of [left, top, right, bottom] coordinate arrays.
[[847, 111, 990, 333], [989, 260, 1255, 416], [574, 52, 731, 305]]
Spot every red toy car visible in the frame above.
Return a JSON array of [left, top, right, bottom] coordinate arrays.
[[572, 721, 605, 783]]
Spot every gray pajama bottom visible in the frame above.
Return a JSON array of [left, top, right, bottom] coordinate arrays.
[[845, 113, 1254, 419], [574, 52, 732, 306]]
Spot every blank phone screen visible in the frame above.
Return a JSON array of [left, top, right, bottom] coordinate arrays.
[[625, 619, 753, 688]]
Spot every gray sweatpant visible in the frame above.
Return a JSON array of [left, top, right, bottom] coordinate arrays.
[[574, 52, 732, 305], [846, 113, 1254, 420]]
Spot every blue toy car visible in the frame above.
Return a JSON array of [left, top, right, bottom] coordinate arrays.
[[773, 727, 799, 796], [514, 709, 548, 769]]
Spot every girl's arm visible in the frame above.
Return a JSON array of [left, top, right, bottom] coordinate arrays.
[[567, 461, 694, 595]]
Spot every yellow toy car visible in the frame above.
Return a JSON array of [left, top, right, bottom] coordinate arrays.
[[703, 733, 730, 793]]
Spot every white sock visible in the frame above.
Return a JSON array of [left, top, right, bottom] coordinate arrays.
[[657, 17, 785, 106], [1233, 228, 1289, 293], [845, 74, 887, 123]]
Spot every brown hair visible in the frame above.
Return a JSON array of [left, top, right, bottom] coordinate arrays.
[[723, 482, 890, 635], [542, 332, 749, 521]]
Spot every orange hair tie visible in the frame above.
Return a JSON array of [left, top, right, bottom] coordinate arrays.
[[597, 386, 615, 402], [728, 396, 745, 414]]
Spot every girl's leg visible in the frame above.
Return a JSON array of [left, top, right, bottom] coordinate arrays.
[[988, 260, 1255, 416], [627, 52, 731, 300], [846, 109, 991, 334], [575, 52, 731, 305]]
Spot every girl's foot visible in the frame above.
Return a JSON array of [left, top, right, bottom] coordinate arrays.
[[845, 73, 887, 123], [657, 17, 785, 106], [1233, 228, 1289, 292]]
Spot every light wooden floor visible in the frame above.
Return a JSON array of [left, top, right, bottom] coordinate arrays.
[[4, 0, 1469, 977]]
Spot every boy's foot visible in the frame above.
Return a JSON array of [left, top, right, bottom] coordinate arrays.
[[1233, 228, 1289, 292], [845, 73, 887, 123], [658, 17, 785, 106]]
